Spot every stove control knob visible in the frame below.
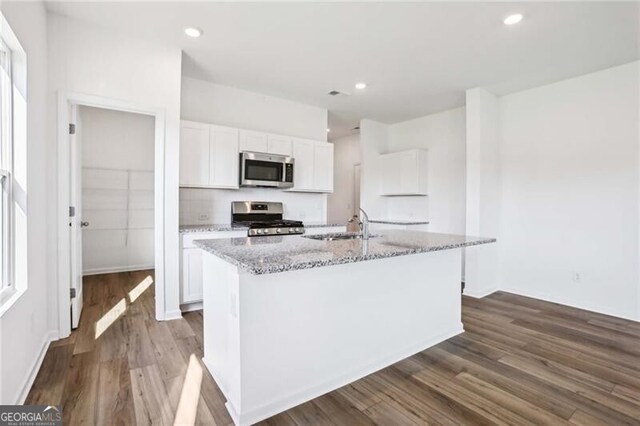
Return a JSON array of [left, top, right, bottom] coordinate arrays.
[[289, 228, 296, 233], [276, 228, 282, 234], [295, 228, 301, 233], [257, 229, 263, 234]]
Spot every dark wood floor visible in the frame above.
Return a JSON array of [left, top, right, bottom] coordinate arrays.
[[26, 271, 640, 425]]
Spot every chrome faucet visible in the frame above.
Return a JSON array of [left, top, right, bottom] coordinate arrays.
[[359, 208, 370, 240], [347, 208, 370, 239]]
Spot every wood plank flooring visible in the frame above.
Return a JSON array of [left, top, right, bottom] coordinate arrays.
[[26, 270, 640, 425]]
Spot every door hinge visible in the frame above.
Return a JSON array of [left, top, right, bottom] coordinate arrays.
[[69, 123, 76, 135], [70, 288, 76, 299], [461, 281, 466, 294], [69, 206, 76, 217]]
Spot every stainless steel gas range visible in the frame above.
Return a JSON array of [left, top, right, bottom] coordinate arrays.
[[231, 201, 304, 237]]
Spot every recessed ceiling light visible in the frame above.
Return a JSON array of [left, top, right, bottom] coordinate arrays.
[[354, 82, 367, 90], [504, 14, 523, 25], [184, 27, 203, 38]]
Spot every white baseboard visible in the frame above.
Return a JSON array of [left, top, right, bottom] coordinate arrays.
[[83, 264, 154, 276], [500, 287, 640, 323], [164, 309, 183, 321], [180, 301, 203, 313], [204, 325, 464, 426], [463, 285, 498, 299], [15, 330, 58, 405]]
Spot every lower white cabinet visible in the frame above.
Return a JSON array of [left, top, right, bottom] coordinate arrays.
[[182, 248, 204, 304], [181, 230, 247, 305], [304, 226, 346, 235]]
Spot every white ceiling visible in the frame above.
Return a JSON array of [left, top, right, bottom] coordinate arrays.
[[45, 1, 639, 140]]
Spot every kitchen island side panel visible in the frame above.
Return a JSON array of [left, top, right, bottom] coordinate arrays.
[[203, 248, 464, 425]]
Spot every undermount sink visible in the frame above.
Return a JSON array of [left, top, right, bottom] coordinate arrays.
[[303, 233, 378, 241]]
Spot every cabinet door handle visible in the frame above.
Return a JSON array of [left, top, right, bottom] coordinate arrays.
[[81, 221, 90, 228]]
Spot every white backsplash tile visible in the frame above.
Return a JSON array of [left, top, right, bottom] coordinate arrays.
[[179, 187, 327, 225]]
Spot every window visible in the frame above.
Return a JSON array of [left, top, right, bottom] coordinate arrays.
[[0, 35, 12, 301]]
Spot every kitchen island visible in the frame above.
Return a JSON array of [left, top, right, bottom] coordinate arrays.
[[195, 230, 495, 425]]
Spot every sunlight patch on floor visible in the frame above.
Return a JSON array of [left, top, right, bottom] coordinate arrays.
[[173, 354, 204, 426], [95, 298, 126, 339], [128, 275, 154, 303]]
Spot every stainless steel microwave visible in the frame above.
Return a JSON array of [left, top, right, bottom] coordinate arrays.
[[239, 151, 294, 188]]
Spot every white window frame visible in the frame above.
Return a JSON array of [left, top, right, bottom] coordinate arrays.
[[0, 34, 14, 307]]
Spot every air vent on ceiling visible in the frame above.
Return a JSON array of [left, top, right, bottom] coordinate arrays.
[[328, 90, 349, 97]]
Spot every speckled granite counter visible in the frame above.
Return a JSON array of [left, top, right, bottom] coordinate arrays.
[[180, 224, 248, 233], [194, 230, 495, 275], [370, 219, 430, 225], [180, 222, 345, 234]]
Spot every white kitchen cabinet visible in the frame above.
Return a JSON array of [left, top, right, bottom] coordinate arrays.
[[304, 226, 345, 235], [210, 125, 239, 188], [239, 130, 268, 153], [291, 139, 315, 191], [180, 122, 239, 189], [290, 139, 334, 193], [379, 149, 428, 196], [181, 230, 247, 305], [267, 134, 292, 156], [182, 248, 203, 304], [314, 143, 334, 192], [179, 121, 210, 187]]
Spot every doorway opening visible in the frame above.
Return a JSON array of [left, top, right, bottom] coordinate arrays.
[[57, 93, 166, 339], [71, 106, 156, 329]]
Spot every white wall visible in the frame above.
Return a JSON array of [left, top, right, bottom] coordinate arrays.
[[387, 108, 466, 233], [327, 134, 360, 224], [47, 13, 183, 320], [359, 119, 389, 219], [498, 62, 640, 320], [0, 1, 52, 404], [181, 77, 327, 141], [79, 106, 155, 275], [179, 76, 329, 225], [465, 89, 501, 297]]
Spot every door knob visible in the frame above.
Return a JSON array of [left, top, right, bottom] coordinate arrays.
[[81, 221, 90, 228]]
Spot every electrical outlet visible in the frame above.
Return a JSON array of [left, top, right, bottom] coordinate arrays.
[[198, 213, 210, 221], [572, 271, 582, 283]]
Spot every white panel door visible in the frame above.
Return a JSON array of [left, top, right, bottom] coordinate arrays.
[[267, 134, 292, 156], [291, 139, 315, 191], [180, 121, 210, 186], [70, 104, 83, 329], [210, 125, 239, 188], [239, 130, 268, 153], [313, 142, 334, 192], [182, 248, 203, 303]]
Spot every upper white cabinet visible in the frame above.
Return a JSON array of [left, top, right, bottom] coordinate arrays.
[[180, 121, 211, 187], [291, 139, 315, 191], [267, 134, 292, 156], [314, 143, 334, 192], [239, 130, 268, 153], [290, 139, 334, 193], [180, 121, 239, 189], [180, 121, 333, 193], [210, 125, 240, 188], [379, 149, 428, 196]]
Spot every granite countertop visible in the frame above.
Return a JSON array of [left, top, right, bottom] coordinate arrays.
[[179, 224, 248, 233], [194, 230, 495, 275], [179, 222, 346, 234], [370, 219, 430, 225]]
